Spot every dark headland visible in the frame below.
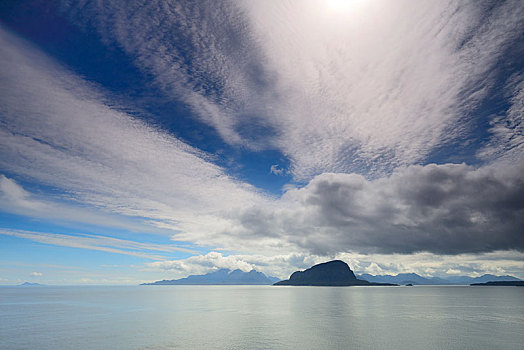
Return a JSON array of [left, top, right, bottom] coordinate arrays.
[[470, 281, 524, 286], [274, 260, 397, 286]]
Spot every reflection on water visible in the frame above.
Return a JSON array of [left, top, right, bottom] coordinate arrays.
[[1, 285, 523, 349]]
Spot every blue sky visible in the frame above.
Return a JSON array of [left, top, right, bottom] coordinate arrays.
[[1, 0, 523, 284]]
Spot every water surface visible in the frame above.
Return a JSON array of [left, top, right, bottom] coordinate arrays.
[[1, 285, 523, 349]]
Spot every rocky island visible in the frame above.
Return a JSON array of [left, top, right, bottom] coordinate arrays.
[[274, 260, 397, 286]]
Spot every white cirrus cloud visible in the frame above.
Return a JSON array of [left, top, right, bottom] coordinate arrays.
[[478, 74, 524, 162], [269, 164, 284, 175], [0, 25, 270, 244], [0, 228, 194, 260], [0, 175, 167, 234], [61, 0, 524, 179]]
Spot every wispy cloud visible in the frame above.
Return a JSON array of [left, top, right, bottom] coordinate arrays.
[[63, 0, 267, 146], [478, 74, 524, 162], [61, 0, 524, 179], [237, 0, 524, 178], [0, 25, 269, 240], [0, 175, 166, 233], [0, 228, 195, 259], [269, 164, 284, 175]]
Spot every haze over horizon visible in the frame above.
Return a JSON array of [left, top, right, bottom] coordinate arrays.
[[1, 0, 523, 285]]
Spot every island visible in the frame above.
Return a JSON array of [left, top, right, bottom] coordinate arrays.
[[274, 260, 397, 286], [142, 268, 279, 285], [470, 281, 524, 286], [18, 282, 44, 286]]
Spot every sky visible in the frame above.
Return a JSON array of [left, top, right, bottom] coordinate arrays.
[[0, 0, 523, 285]]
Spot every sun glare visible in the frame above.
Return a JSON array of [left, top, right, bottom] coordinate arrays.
[[326, 0, 354, 12]]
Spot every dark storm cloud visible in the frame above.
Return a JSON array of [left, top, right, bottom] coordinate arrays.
[[230, 162, 524, 255]]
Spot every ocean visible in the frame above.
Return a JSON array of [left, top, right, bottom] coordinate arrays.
[[1, 285, 523, 349]]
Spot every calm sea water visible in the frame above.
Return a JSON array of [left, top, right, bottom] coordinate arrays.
[[1, 285, 523, 349]]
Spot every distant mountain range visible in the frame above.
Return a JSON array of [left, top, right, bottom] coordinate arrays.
[[142, 263, 522, 286], [358, 273, 522, 285], [142, 269, 280, 285]]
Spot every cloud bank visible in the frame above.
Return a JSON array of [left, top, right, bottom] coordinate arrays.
[[186, 162, 524, 255], [145, 250, 524, 280]]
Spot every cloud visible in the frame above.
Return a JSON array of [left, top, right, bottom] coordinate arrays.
[[335, 250, 524, 279], [60, 0, 524, 179], [0, 228, 194, 259], [62, 0, 270, 147], [30, 272, 42, 277], [0, 174, 34, 208], [1, 4, 523, 279], [269, 164, 284, 175], [195, 162, 524, 255], [0, 175, 168, 233], [478, 74, 524, 162], [146, 252, 257, 275], [144, 251, 325, 279], [0, 25, 269, 239], [239, 0, 524, 178], [144, 250, 524, 280]]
